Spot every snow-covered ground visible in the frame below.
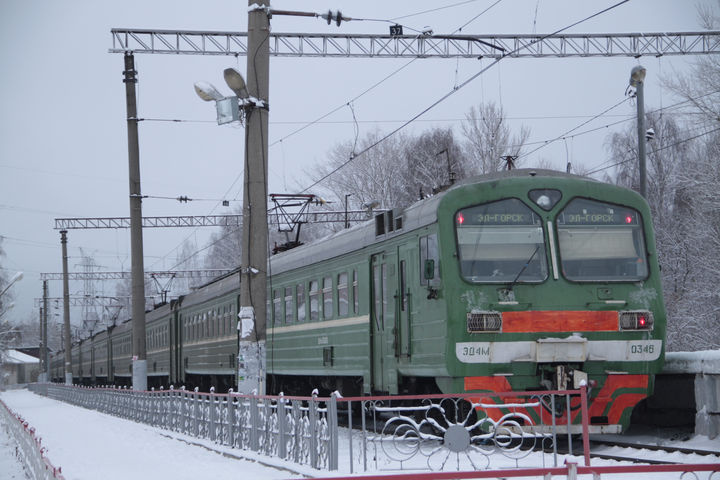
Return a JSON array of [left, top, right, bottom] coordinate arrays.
[[0, 414, 28, 480], [0, 388, 312, 480], [1, 387, 719, 480]]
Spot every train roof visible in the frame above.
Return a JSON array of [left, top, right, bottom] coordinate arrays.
[[268, 169, 598, 276], [176, 269, 242, 311]]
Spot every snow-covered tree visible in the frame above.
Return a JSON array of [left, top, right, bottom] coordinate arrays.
[[461, 102, 530, 174], [312, 129, 411, 211], [400, 127, 468, 205], [604, 1, 720, 351]]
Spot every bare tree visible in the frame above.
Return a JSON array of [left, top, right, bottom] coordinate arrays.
[[461, 102, 531, 174], [0, 237, 12, 319], [204, 220, 243, 270], [606, 43, 720, 352], [313, 129, 411, 211], [308, 104, 529, 220], [401, 127, 468, 205]]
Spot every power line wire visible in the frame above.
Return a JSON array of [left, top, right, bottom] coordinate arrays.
[[158, 4, 510, 268], [390, 0, 482, 21], [516, 97, 629, 161], [585, 125, 720, 176], [300, 0, 631, 192]]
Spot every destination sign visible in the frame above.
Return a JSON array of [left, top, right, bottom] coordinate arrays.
[[560, 211, 638, 226], [558, 199, 641, 226], [457, 199, 539, 226]]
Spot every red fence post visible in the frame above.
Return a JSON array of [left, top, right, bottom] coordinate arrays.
[[580, 384, 591, 466]]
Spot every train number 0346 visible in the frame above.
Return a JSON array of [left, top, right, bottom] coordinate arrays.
[[630, 343, 654, 354]]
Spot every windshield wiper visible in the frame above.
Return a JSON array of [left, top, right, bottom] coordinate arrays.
[[507, 245, 540, 290]]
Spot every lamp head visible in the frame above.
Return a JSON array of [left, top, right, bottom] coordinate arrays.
[[223, 68, 249, 98], [629, 65, 646, 87], [193, 81, 225, 102]]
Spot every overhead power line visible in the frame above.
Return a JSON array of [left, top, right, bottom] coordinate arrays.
[[300, 0, 634, 192], [585, 125, 720, 176]]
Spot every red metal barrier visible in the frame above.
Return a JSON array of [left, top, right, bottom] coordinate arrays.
[[310, 461, 720, 480]]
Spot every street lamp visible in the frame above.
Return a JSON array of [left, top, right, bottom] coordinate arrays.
[[629, 65, 647, 199], [194, 66, 268, 395], [194, 68, 257, 125]]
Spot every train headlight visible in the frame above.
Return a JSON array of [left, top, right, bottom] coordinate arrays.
[[619, 310, 654, 331], [467, 311, 502, 333]]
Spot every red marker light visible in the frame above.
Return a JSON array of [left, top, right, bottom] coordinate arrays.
[[625, 215, 633, 224], [457, 213, 465, 225], [638, 315, 646, 327]]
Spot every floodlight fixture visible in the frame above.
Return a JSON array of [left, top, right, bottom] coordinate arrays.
[[223, 68, 249, 99], [629, 65, 646, 87], [194, 81, 225, 102]]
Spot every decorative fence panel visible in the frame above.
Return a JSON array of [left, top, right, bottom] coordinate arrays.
[[31, 383, 338, 470], [29, 384, 588, 472]]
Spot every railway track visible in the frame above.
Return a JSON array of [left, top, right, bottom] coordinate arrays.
[[562, 439, 720, 465]]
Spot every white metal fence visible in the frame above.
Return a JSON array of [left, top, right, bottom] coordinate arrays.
[[0, 396, 66, 480], [30, 383, 338, 470]]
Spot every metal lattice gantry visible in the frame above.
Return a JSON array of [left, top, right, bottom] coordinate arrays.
[[35, 296, 144, 308], [54, 215, 241, 230], [54, 211, 376, 230], [39, 269, 234, 281], [110, 29, 720, 58]]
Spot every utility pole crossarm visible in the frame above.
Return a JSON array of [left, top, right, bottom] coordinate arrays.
[[110, 29, 720, 58]]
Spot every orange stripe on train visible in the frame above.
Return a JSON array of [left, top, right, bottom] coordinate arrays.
[[502, 311, 618, 332]]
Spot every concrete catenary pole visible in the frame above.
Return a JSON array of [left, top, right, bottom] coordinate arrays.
[[630, 65, 647, 199], [60, 230, 72, 385], [237, 0, 270, 394], [38, 305, 43, 380], [636, 79, 647, 199], [123, 52, 147, 392], [41, 280, 49, 382]]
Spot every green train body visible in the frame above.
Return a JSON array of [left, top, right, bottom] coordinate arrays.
[[50, 170, 665, 431]]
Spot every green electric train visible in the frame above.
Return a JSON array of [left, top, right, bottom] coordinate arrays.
[[51, 169, 666, 432]]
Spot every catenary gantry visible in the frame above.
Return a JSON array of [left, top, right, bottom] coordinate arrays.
[[110, 29, 720, 58]]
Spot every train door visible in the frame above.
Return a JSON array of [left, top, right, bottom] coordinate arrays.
[[396, 244, 413, 360], [371, 253, 398, 393], [108, 336, 114, 383], [172, 311, 182, 385], [91, 346, 95, 383], [169, 312, 176, 385]]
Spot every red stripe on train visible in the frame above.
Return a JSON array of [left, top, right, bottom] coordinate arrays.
[[502, 311, 618, 332]]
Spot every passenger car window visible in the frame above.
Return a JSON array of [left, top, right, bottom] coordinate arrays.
[[338, 272, 349, 316]]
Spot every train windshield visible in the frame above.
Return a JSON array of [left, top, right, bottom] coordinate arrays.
[[556, 198, 648, 281], [455, 198, 547, 283]]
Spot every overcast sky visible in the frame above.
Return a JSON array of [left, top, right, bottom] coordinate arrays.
[[0, 0, 712, 329]]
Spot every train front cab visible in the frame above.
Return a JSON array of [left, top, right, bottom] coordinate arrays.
[[437, 175, 666, 433]]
